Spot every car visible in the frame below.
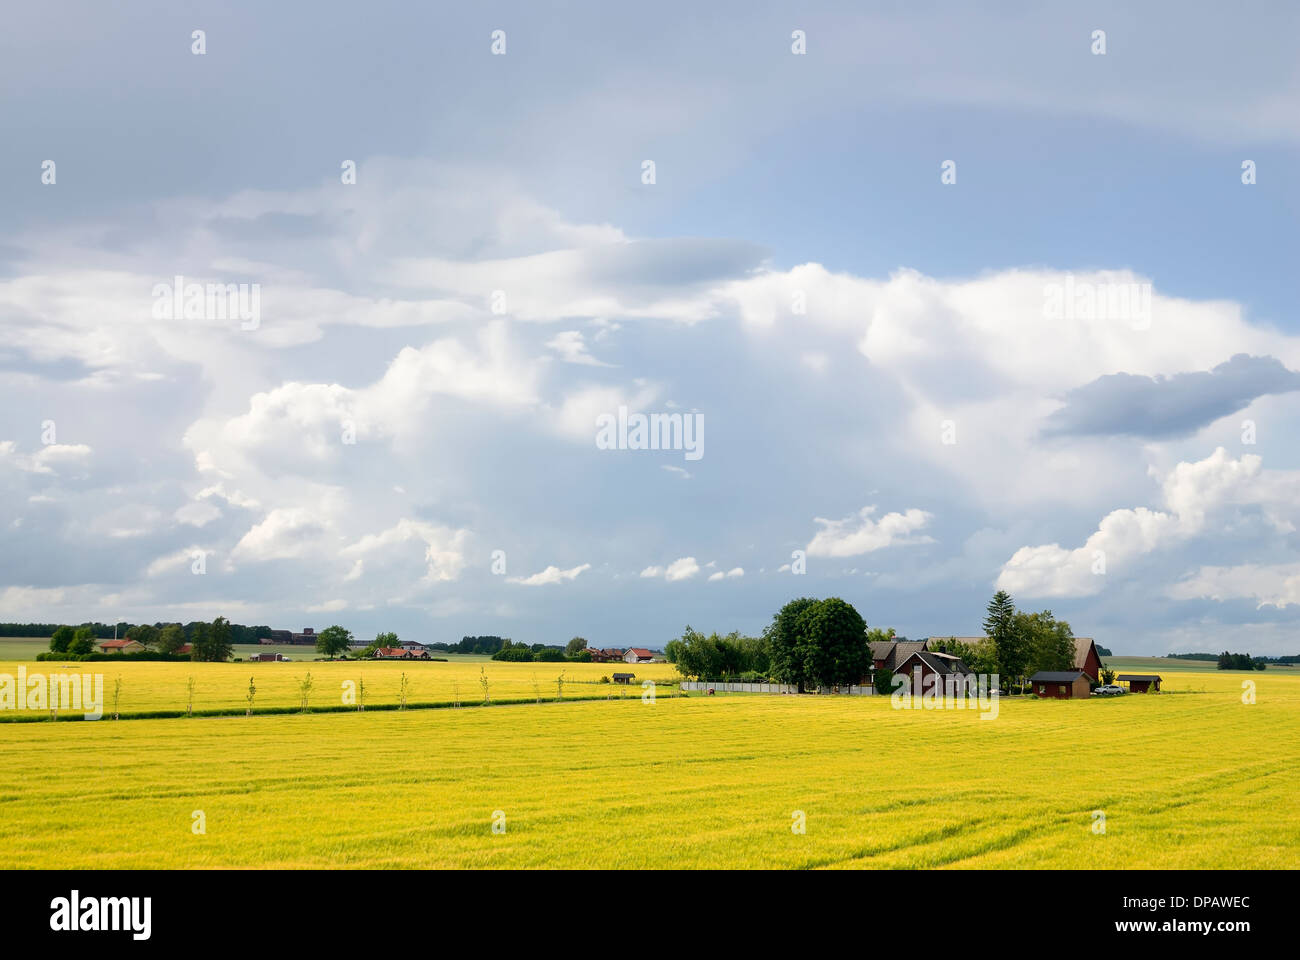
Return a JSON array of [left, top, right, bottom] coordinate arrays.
[[1094, 684, 1125, 696]]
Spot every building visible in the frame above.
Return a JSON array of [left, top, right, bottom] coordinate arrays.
[[624, 648, 654, 664], [611, 672, 635, 684], [373, 647, 428, 660], [400, 641, 429, 651], [873, 639, 929, 671], [262, 629, 292, 645], [893, 650, 972, 686], [251, 652, 287, 662], [97, 638, 144, 655], [290, 627, 317, 645], [1071, 637, 1102, 681], [1030, 670, 1091, 699], [1117, 674, 1161, 693]]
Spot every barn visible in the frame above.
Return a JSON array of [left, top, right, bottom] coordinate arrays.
[[1030, 670, 1091, 699], [1117, 674, 1161, 693]]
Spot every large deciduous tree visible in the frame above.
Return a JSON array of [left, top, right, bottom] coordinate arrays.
[[316, 625, 354, 658]]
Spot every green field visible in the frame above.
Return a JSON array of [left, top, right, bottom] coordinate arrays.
[[0, 666, 1296, 868]]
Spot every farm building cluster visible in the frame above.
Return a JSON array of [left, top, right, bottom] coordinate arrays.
[[872, 636, 1157, 698]]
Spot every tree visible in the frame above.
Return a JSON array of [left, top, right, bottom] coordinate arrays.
[[49, 625, 74, 653], [1017, 610, 1075, 676], [157, 623, 186, 654], [126, 623, 160, 649], [316, 625, 353, 658], [929, 635, 997, 675], [873, 665, 896, 695], [800, 598, 871, 689], [492, 640, 534, 662], [190, 617, 233, 662], [565, 636, 588, 658], [984, 590, 1027, 691], [362, 631, 398, 657], [765, 598, 821, 690], [69, 627, 95, 656]]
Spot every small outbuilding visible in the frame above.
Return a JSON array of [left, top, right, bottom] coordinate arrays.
[[1117, 674, 1162, 693], [1030, 670, 1091, 699], [611, 672, 635, 684]]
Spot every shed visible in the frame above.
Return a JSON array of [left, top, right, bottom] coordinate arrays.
[[611, 672, 635, 684], [1117, 674, 1162, 693], [1029, 670, 1091, 699]]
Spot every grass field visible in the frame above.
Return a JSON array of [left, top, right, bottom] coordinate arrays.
[[0, 667, 1296, 868], [0, 658, 677, 717]]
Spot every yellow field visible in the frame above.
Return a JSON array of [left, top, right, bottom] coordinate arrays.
[[0, 667, 1296, 868], [0, 659, 679, 717]]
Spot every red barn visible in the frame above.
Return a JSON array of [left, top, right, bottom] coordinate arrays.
[[1117, 674, 1161, 693], [1030, 670, 1091, 699], [1072, 637, 1102, 681]]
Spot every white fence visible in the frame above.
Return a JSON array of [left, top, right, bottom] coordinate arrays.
[[680, 681, 874, 696]]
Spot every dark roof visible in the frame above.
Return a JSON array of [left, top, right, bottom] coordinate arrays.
[[611, 672, 634, 678], [1030, 670, 1088, 683], [871, 640, 928, 671], [1116, 674, 1161, 681], [896, 650, 970, 675]]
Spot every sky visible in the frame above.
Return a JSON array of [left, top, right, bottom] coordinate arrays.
[[1, 2, 1299, 654]]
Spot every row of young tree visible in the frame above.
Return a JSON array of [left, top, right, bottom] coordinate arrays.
[[665, 589, 1097, 693]]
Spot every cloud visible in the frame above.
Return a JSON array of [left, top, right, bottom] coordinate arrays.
[[641, 557, 700, 582], [708, 567, 744, 581], [805, 507, 934, 558], [997, 448, 1268, 597], [1169, 563, 1300, 610], [1041, 354, 1300, 439], [545, 330, 612, 367], [507, 562, 592, 586]]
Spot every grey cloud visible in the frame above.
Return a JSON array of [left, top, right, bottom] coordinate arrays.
[[1042, 354, 1300, 439]]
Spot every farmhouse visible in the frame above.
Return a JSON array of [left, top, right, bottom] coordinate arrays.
[[611, 672, 635, 684], [873, 639, 929, 671], [97, 638, 144, 655], [373, 647, 430, 660], [624, 648, 654, 664], [894, 650, 972, 683], [1030, 670, 1091, 699], [1118, 674, 1162, 693], [588, 648, 625, 662]]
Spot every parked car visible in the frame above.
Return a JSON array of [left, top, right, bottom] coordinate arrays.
[[1094, 684, 1125, 696]]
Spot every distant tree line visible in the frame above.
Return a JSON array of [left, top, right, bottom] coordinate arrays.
[[1217, 651, 1267, 671]]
